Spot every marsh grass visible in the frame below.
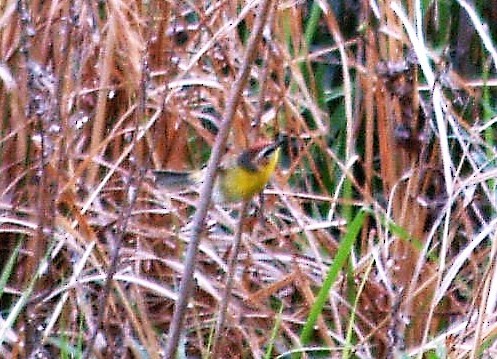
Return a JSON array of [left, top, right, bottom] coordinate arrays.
[[1, 0, 497, 358]]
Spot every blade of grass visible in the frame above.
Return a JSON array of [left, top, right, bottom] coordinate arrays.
[[0, 238, 23, 303], [264, 301, 284, 359], [304, 2, 322, 47], [343, 257, 374, 359], [299, 209, 367, 347], [0, 239, 56, 346]]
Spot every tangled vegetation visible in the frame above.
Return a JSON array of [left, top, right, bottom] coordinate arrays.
[[1, 0, 497, 358]]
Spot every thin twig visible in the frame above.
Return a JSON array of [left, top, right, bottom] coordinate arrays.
[[82, 176, 137, 357], [83, 173, 144, 359], [83, 35, 150, 359], [211, 200, 250, 357], [163, 0, 275, 357]]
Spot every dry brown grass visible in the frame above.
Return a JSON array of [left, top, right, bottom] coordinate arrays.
[[2, 0, 497, 358]]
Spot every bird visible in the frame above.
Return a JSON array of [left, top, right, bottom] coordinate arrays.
[[152, 138, 282, 203]]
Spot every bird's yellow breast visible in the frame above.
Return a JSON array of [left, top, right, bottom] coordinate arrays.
[[216, 147, 280, 203]]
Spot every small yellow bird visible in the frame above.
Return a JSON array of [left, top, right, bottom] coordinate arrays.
[[153, 139, 282, 203]]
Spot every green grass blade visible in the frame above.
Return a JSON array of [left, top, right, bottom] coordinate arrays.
[[299, 209, 367, 346], [264, 301, 284, 359], [0, 238, 23, 302]]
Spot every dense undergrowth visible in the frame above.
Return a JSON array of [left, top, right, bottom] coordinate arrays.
[[1, 0, 497, 358]]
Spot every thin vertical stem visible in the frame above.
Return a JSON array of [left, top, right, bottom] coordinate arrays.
[[211, 200, 250, 357]]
